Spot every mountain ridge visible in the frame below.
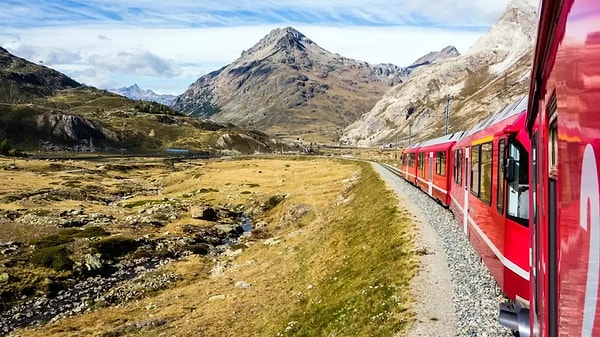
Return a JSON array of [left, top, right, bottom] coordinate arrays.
[[342, 0, 537, 147], [0, 46, 293, 155], [173, 26, 459, 142], [109, 84, 177, 106]]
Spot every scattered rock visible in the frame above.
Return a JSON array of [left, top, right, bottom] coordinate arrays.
[[190, 205, 218, 221], [209, 294, 226, 301], [263, 237, 281, 246], [235, 281, 251, 289], [83, 253, 104, 271]]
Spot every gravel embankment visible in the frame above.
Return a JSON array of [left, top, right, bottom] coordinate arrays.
[[372, 163, 514, 337]]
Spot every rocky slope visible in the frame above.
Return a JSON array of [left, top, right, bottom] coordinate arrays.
[[173, 27, 409, 142], [109, 84, 177, 106], [0, 46, 81, 103], [342, 0, 537, 147]]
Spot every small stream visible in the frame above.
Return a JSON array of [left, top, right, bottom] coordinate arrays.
[[0, 216, 254, 336]]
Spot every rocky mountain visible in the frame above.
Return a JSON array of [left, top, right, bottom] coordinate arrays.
[[0, 46, 292, 155], [173, 27, 408, 142], [342, 0, 537, 147], [410, 46, 460, 67], [0, 46, 81, 103], [109, 84, 177, 106]]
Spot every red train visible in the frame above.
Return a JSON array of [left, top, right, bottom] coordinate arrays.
[[399, 95, 532, 307], [512, 0, 600, 336], [400, 0, 600, 335]]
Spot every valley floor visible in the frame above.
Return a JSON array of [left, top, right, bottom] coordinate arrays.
[[1, 155, 418, 337]]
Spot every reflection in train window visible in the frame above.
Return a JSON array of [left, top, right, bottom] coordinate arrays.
[[436, 151, 446, 176], [497, 139, 506, 214], [480, 142, 493, 205], [507, 140, 529, 226], [471, 145, 480, 197], [454, 149, 463, 185]]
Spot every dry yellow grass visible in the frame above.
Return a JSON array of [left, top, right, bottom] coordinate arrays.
[[2, 156, 417, 337]]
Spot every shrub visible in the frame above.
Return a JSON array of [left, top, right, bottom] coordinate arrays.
[[187, 243, 210, 255], [32, 246, 74, 271], [31, 234, 73, 249], [75, 226, 110, 238], [92, 236, 139, 259]]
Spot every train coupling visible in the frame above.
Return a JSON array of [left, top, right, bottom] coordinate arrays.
[[499, 301, 530, 337]]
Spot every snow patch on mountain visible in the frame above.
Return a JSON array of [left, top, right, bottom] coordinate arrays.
[[109, 84, 177, 106]]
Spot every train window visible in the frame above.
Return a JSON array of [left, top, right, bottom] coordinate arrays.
[[497, 139, 506, 214], [459, 149, 463, 185], [480, 142, 493, 205], [471, 145, 481, 197], [409, 153, 415, 167], [454, 149, 463, 185], [506, 140, 529, 226], [418, 152, 426, 178], [436, 151, 446, 176], [549, 119, 558, 179]]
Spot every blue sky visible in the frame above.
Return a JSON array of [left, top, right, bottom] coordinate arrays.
[[0, 0, 513, 95]]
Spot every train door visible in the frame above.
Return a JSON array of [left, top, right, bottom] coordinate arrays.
[[546, 103, 557, 337], [429, 152, 434, 196], [464, 147, 470, 234], [531, 95, 558, 337]]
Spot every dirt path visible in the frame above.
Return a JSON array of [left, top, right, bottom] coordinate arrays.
[[372, 163, 457, 337]]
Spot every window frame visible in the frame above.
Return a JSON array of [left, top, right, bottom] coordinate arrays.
[[436, 151, 446, 176], [497, 139, 506, 214], [480, 142, 493, 205], [470, 144, 481, 197]]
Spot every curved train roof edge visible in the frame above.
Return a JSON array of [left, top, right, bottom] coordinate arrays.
[[417, 131, 466, 148], [462, 95, 528, 138]]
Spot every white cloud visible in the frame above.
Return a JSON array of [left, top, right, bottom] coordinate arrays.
[[1, 0, 512, 28]]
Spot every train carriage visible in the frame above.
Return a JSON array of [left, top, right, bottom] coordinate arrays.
[[413, 132, 463, 206], [518, 0, 600, 336], [399, 142, 420, 185], [449, 95, 531, 305]]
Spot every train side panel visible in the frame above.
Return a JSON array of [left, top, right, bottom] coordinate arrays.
[[526, 0, 600, 336], [413, 133, 463, 206], [449, 97, 531, 303]]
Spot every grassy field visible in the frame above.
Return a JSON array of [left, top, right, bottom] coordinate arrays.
[[2, 155, 417, 337]]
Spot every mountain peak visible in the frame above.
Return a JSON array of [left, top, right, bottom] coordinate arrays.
[[109, 84, 176, 106], [409, 45, 461, 67], [241, 26, 314, 58], [440, 46, 460, 56]]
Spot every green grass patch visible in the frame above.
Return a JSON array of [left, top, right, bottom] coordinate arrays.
[[123, 199, 161, 208], [264, 161, 417, 336], [31, 234, 74, 249], [31, 246, 74, 271], [92, 236, 139, 259], [74, 226, 110, 238]]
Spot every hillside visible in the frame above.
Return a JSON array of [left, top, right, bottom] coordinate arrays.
[[342, 0, 538, 147], [0, 48, 291, 155], [0, 47, 81, 102], [173, 27, 409, 143]]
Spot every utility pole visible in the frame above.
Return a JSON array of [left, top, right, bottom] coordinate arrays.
[[445, 95, 452, 135], [408, 121, 412, 145]]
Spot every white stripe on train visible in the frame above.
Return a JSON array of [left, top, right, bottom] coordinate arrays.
[[450, 194, 529, 281]]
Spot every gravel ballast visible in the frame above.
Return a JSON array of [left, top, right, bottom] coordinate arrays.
[[372, 163, 515, 337]]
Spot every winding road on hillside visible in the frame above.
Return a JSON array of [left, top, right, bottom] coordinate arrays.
[[372, 163, 514, 337]]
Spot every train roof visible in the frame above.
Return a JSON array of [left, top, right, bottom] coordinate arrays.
[[404, 142, 421, 151], [463, 95, 528, 137], [417, 131, 465, 148]]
